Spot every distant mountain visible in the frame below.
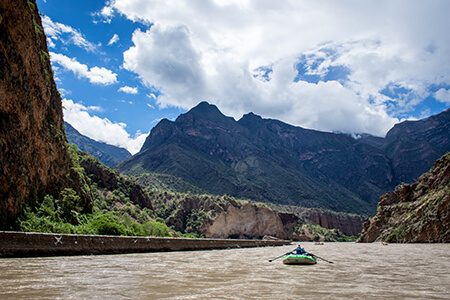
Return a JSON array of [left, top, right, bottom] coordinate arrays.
[[65, 122, 131, 167], [118, 102, 450, 215], [381, 108, 450, 184], [358, 153, 450, 243]]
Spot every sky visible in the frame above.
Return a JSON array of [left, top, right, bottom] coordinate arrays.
[[36, 0, 450, 154]]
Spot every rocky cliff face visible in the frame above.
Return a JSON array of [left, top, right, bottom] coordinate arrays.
[[200, 203, 290, 239], [0, 0, 92, 229], [299, 208, 365, 236], [358, 153, 450, 243], [149, 188, 360, 240], [382, 108, 450, 184]]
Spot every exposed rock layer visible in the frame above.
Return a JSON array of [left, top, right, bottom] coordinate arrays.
[[201, 203, 289, 239], [298, 208, 365, 236], [358, 153, 450, 243], [0, 0, 91, 229]]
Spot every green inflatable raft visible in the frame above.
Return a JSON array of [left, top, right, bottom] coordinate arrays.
[[282, 253, 317, 265]]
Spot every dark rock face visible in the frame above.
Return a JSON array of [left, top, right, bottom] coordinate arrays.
[[65, 122, 131, 167], [301, 209, 366, 236], [0, 0, 92, 229], [358, 153, 450, 243], [119, 102, 449, 215], [382, 109, 450, 184]]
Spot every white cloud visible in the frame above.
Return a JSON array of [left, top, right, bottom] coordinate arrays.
[[108, 34, 120, 46], [435, 88, 450, 104], [118, 86, 138, 94], [50, 52, 118, 85], [110, 0, 450, 137], [63, 99, 148, 154], [42, 16, 97, 52], [123, 25, 205, 108]]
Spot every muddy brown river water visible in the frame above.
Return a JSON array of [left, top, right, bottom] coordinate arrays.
[[0, 242, 449, 299]]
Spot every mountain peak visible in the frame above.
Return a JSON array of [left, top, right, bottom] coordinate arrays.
[[189, 101, 222, 115], [177, 101, 235, 124], [238, 112, 263, 129], [241, 112, 262, 120]]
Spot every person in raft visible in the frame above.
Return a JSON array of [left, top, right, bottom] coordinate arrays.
[[293, 245, 307, 255]]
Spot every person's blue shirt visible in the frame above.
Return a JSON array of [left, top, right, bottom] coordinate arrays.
[[293, 246, 306, 255]]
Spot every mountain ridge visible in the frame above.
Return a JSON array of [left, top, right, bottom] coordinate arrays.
[[65, 122, 131, 167], [120, 102, 450, 215]]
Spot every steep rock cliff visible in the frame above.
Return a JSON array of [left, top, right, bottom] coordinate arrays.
[[358, 153, 450, 243], [299, 208, 366, 236], [200, 203, 290, 239], [0, 0, 92, 229]]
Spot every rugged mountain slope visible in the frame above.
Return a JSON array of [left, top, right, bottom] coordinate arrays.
[[119, 102, 393, 214], [65, 122, 131, 167], [78, 150, 152, 211], [0, 0, 92, 229], [381, 108, 450, 184], [358, 153, 450, 243], [120, 102, 449, 215]]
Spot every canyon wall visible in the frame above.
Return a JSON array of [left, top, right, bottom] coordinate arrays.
[[358, 153, 450, 243], [0, 0, 92, 229]]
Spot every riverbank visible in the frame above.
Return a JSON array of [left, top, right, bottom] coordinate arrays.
[[0, 231, 291, 258]]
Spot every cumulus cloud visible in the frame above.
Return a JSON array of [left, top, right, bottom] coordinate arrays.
[[63, 99, 148, 154], [108, 34, 120, 46], [435, 88, 450, 104], [123, 25, 205, 107], [50, 52, 118, 85], [108, 0, 449, 136], [118, 86, 138, 94], [42, 16, 97, 52]]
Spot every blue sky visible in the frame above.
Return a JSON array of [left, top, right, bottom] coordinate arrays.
[[36, 0, 450, 154]]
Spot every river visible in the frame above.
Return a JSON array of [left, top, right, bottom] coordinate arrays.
[[0, 242, 448, 299]]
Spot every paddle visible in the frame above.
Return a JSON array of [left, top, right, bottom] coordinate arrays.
[[268, 251, 293, 262], [309, 252, 334, 264]]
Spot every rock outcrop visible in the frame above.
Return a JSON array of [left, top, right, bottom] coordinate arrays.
[[200, 203, 290, 239], [0, 0, 92, 229], [300, 209, 366, 236], [358, 153, 450, 243]]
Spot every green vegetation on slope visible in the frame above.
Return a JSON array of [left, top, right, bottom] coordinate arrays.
[[298, 224, 357, 242], [19, 144, 360, 241], [19, 145, 172, 237]]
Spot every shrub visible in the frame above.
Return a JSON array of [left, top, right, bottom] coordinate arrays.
[[142, 220, 172, 237], [88, 214, 126, 236]]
